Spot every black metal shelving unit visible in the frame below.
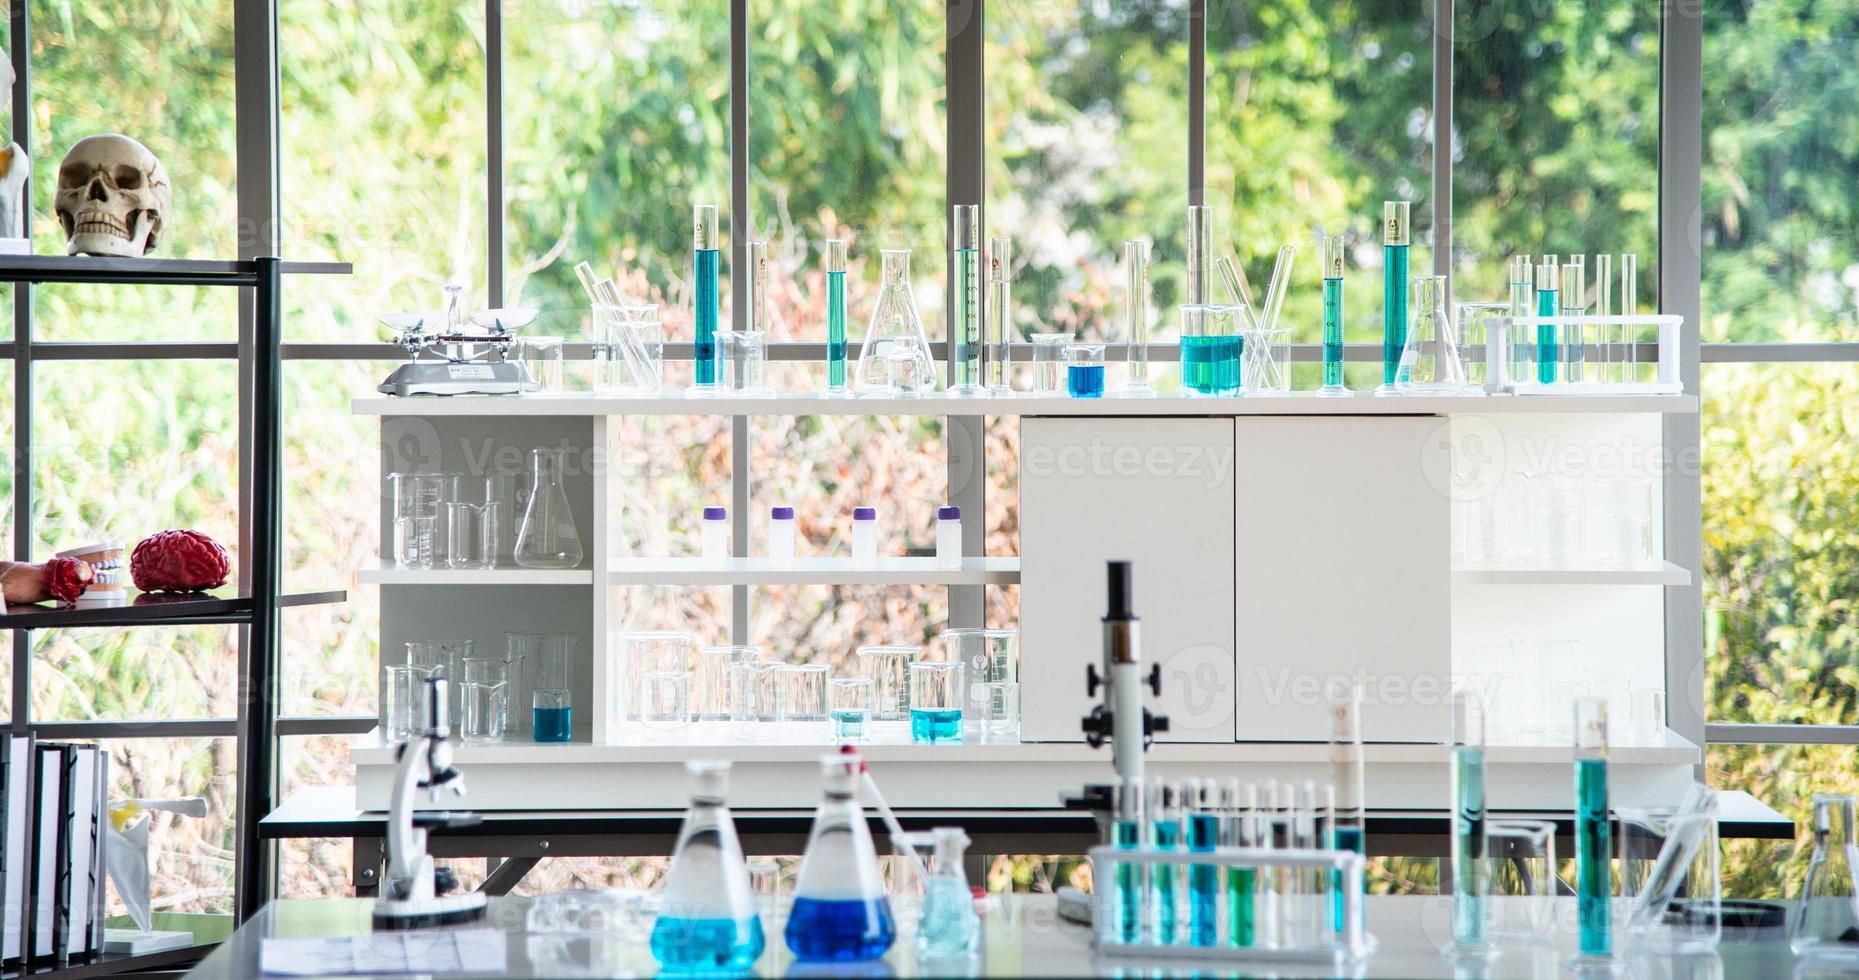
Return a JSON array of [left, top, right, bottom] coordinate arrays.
[[0, 255, 350, 968]]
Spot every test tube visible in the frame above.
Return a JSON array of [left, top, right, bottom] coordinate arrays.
[[1107, 778, 1146, 946], [1254, 780, 1281, 948], [1318, 236, 1347, 395], [1328, 681, 1366, 931], [1271, 781, 1296, 949], [1594, 253, 1615, 383], [1216, 254, 1255, 312], [1149, 779, 1182, 944], [951, 205, 983, 391], [1561, 257, 1586, 382], [1293, 781, 1320, 948], [1574, 697, 1612, 961], [986, 237, 1013, 394], [1378, 201, 1410, 395], [1507, 255, 1535, 385], [1621, 253, 1640, 382], [1122, 240, 1154, 396], [825, 239, 849, 392], [1450, 694, 1493, 956], [1535, 256, 1560, 383], [1186, 779, 1220, 947], [1260, 244, 1297, 333], [1223, 780, 1258, 948]]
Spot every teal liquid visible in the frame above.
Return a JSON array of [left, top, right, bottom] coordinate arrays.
[[1536, 287, 1558, 383], [1576, 756, 1611, 957], [953, 248, 981, 386], [695, 248, 719, 385], [827, 270, 848, 388], [1151, 819, 1181, 944], [532, 704, 571, 742], [1333, 824, 1365, 932], [1111, 819, 1143, 945], [1322, 276, 1345, 387], [649, 915, 764, 971], [1452, 746, 1488, 947], [910, 708, 962, 743], [831, 707, 867, 741], [1382, 244, 1408, 387], [1226, 866, 1255, 947], [1067, 364, 1105, 398], [1180, 335, 1242, 395], [1186, 813, 1220, 947], [917, 878, 979, 957]]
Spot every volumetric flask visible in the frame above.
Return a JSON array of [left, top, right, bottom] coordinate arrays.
[[1179, 305, 1243, 396], [857, 645, 919, 722], [650, 761, 765, 971], [514, 447, 584, 569], [854, 249, 936, 395], [616, 631, 692, 724], [696, 645, 766, 722], [389, 472, 458, 569]]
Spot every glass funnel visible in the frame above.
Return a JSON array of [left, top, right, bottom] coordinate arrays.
[[514, 447, 584, 568], [785, 753, 896, 961], [649, 761, 765, 972], [1396, 274, 1470, 394], [1792, 793, 1859, 960], [854, 249, 937, 396]]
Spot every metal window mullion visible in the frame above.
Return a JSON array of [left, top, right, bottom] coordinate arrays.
[[1704, 724, 1859, 747], [729, 0, 750, 645], [1432, 0, 1452, 284], [8, 0, 29, 734], [1188, 0, 1204, 203], [947, 0, 985, 630], [488, 0, 506, 307]]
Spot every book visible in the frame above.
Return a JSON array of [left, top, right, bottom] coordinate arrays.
[[28, 743, 67, 960], [88, 748, 107, 955], [60, 747, 96, 960], [0, 732, 31, 963]]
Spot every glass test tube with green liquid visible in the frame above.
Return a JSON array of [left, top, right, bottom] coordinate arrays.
[[1224, 780, 1258, 947], [1450, 694, 1493, 955], [1319, 235, 1348, 395], [825, 239, 848, 392], [1329, 681, 1367, 930], [1109, 777, 1144, 945], [692, 204, 720, 387], [1378, 202, 1410, 394], [951, 205, 983, 391], [1574, 697, 1613, 962], [1186, 780, 1220, 946], [1535, 255, 1560, 384], [1149, 779, 1182, 945]]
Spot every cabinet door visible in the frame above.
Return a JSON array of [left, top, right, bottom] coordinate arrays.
[[1233, 416, 1451, 742], [1020, 417, 1237, 742]]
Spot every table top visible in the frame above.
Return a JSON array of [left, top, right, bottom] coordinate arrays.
[[186, 894, 1813, 979]]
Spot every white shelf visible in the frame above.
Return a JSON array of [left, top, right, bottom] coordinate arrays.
[[356, 560, 594, 586], [354, 389, 1699, 418], [606, 556, 1020, 586], [1452, 560, 1691, 586]]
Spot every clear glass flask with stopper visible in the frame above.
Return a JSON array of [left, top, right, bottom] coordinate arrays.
[[855, 249, 937, 396], [514, 447, 583, 569], [649, 761, 765, 972], [785, 753, 897, 961], [916, 827, 981, 958], [1792, 793, 1859, 960]]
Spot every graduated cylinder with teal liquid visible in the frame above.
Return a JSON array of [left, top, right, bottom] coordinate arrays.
[[1318, 234, 1348, 396], [1446, 695, 1495, 960], [824, 239, 849, 392], [1179, 305, 1243, 396], [692, 204, 720, 387], [1572, 696, 1614, 965], [1376, 201, 1410, 395]]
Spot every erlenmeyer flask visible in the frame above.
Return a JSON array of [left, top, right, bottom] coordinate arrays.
[[854, 249, 937, 396], [649, 761, 765, 971], [1396, 274, 1470, 394], [785, 753, 897, 961], [513, 447, 584, 568], [917, 827, 980, 958], [1791, 793, 1859, 959]]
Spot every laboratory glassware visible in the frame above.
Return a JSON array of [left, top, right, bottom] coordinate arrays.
[[701, 506, 729, 567], [460, 658, 508, 744], [850, 506, 878, 568], [1186, 205, 1213, 308], [517, 334, 565, 391], [786, 753, 897, 960], [641, 670, 692, 731], [981, 683, 1019, 742], [445, 499, 499, 570], [858, 645, 918, 722], [1562, 258, 1588, 382], [1318, 235, 1348, 396], [1030, 331, 1072, 393], [717, 329, 770, 395], [1123, 240, 1155, 396], [1448, 694, 1494, 958], [939, 628, 1017, 735], [389, 472, 457, 569], [613, 630, 690, 724], [1065, 343, 1107, 398], [1535, 256, 1561, 384], [1629, 688, 1666, 745], [985, 237, 1014, 394], [1395, 275, 1469, 394], [1180, 304, 1244, 396], [379, 665, 417, 742], [1377, 201, 1410, 395], [825, 239, 849, 393], [1224, 781, 1260, 948], [692, 204, 720, 389], [780, 663, 830, 728], [1488, 819, 1558, 944], [650, 761, 765, 971], [1594, 253, 1618, 381], [513, 447, 583, 569], [935, 506, 962, 569], [1573, 696, 1612, 963], [731, 660, 781, 739], [407, 639, 470, 725], [1622, 787, 1722, 953], [1455, 301, 1507, 392], [917, 827, 981, 957], [829, 677, 873, 742], [1105, 778, 1145, 946], [909, 661, 964, 743], [769, 506, 797, 568], [1243, 326, 1291, 395], [533, 635, 575, 742], [1792, 793, 1859, 959], [1187, 780, 1221, 947], [592, 302, 664, 394], [855, 249, 936, 395], [1149, 779, 1182, 945], [1329, 681, 1367, 924], [1621, 253, 1640, 381], [695, 645, 764, 722], [951, 205, 983, 392]]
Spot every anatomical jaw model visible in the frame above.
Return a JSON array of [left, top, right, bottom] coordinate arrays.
[[55, 134, 171, 257]]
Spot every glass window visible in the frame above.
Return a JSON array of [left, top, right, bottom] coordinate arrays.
[[105, 737, 237, 915], [34, 627, 237, 721], [1709, 743, 1859, 899]]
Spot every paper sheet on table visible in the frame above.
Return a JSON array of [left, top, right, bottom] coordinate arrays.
[[259, 929, 506, 976]]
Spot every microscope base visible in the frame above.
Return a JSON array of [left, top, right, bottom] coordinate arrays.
[[371, 892, 489, 931]]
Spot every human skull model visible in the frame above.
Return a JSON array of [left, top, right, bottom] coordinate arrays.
[[55, 135, 171, 257]]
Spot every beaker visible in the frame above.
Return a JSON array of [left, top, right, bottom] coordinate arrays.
[[445, 500, 499, 570], [717, 328, 771, 396], [938, 628, 1016, 733], [531, 634, 575, 743], [1065, 343, 1106, 398], [649, 761, 766, 971], [592, 303, 663, 394], [518, 334, 565, 391], [854, 249, 936, 396], [460, 658, 508, 744], [1030, 331, 1072, 393], [1179, 305, 1243, 396], [514, 447, 583, 569], [731, 661, 782, 740], [1621, 792, 1721, 953], [1487, 819, 1557, 944], [1455, 301, 1507, 391], [829, 677, 873, 742], [917, 828, 981, 958], [695, 645, 766, 722], [379, 665, 417, 743], [1242, 326, 1291, 395], [389, 472, 458, 569], [909, 661, 965, 744], [641, 671, 692, 734], [786, 753, 897, 961], [779, 663, 830, 729], [857, 645, 918, 722], [1396, 274, 1470, 394], [1792, 793, 1859, 960], [614, 630, 691, 725], [407, 640, 471, 727]]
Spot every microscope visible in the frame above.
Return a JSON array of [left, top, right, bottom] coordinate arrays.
[[373, 675, 488, 929]]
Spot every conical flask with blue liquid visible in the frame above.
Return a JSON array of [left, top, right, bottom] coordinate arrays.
[[649, 761, 765, 971], [785, 753, 897, 961]]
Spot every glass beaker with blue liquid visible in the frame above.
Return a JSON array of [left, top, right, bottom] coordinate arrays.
[[649, 761, 765, 972], [1179, 304, 1244, 396], [909, 661, 965, 743], [829, 677, 873, 742], [1064, 343, 1106, 398], [786, 754, 897, 961]]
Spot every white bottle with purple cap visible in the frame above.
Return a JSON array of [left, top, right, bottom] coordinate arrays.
[[936, 505, 963, 569], [701, 505, 728, 568], [769, 505, 797, 568], [851, 506, 878, 569]]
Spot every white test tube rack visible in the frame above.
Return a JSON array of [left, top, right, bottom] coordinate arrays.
[[1477, 313, 1685, 396], [1087, 844, 1377, 966]]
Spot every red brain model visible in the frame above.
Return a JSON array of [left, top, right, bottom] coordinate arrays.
[[131, 530, 231, 592]]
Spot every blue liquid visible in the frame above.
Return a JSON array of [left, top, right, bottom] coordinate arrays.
[[784, 896, 896, 962], [1111, 820, 1143, 944], [649, 915, 764, 972], [911, 708, 962, 743], [831, 707, 868, 741], [532, 705, 571, 743], [695, 248, 719, 385], [827, 270, 848, 389], [1333, 824, 1365, 932], [1067, 364, 1105, 398], [1382, 244, 1408, 387], [1322, 277, 1345, 387], [1186, 813, 1220, 947], [1576, 756, 1611, 957], [1180, 335, 1242, 395], [1536, 287, 1559, 383], [1452, 746, 1488, 947], [1151, 819, 1181, 944]]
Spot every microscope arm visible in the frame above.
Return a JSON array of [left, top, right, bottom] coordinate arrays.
[[383, 740, 434, 898]]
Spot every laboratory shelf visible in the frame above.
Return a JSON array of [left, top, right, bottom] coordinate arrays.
[[604, 555, 1020, 586], [355, 560, 594, 586], [1451, 559, 1691, 586], [0, 589, 346, 630], [353, 390, 1700, 419]]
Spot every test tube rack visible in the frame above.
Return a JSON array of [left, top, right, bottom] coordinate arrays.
[[1478, 313, 1684, 396], [1087, 844, 1376, 966]]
